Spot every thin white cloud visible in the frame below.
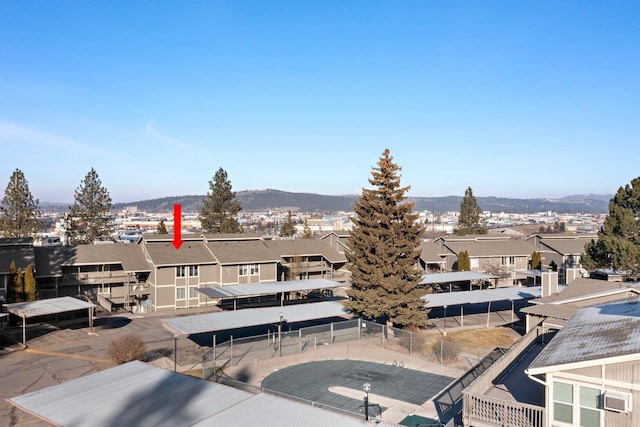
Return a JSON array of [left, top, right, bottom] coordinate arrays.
[[145, 120, 210, 156], [0, 119, 106, 156]]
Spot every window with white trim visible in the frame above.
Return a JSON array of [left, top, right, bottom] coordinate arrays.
[[552, 381, 602, 427], [250, 263, 259, 275], [189, 286, 199, 299], [176, 266, 186, 278], [239, 265, 249, 276], [501, 256, 515, 266], [176, 286, 186, 300], [189, 265, 199, 277]]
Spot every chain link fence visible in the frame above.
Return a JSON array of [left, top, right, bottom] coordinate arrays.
[[202, 318, 501, 380]]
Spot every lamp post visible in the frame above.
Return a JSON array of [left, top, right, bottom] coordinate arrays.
[[363, 382, 371, 421], [278, 312, 283, 357], [174, 334, 178, 372]]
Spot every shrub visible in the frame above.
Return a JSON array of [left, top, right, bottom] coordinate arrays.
[[107, 333, 147, 364]]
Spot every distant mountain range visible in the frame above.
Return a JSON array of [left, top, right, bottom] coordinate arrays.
[[107, 189, 611, 214]]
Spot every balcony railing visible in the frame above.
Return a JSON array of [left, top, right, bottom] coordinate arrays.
[[62, 271, 139, 285]]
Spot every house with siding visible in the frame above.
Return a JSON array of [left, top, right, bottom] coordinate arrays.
[[526, 233, 597, 284], [0, 238, 36, 301]]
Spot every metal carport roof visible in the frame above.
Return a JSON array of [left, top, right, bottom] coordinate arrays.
[[8, 361, 395, 427], [3, 296, 96, 346], [422, 285, 550, 308], [420, 272, 496, 285], [163, 301, 352, 336], [197, 278, 344, 299]]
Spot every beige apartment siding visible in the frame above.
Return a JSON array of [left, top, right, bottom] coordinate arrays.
[[110, 284, 126, 298], [564, 365, 602, 379], [605, 361, 640, 385], [201, 264, 217, 284], [155, 286, 176, 309], [156, 267, 178, 286], [221, 265, 239, 284], [260, 263, 277, 281]]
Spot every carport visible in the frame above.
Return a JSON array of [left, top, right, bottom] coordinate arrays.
[[196, 278, 344, 310], [3, 296, 96, 347], [422, 286, 547, 335]]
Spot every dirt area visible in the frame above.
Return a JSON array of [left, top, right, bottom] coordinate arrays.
[[440, 326, 522, 350]]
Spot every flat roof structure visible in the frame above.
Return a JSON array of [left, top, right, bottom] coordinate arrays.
[[8, 361, 394, 427], [3, 296, 96, 346], [422, 285, 550, 308], [197, 278, 344, 300], [163, 301, 352, 336], [420, 272, 496, 285]]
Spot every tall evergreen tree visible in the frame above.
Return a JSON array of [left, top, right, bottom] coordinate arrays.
[[345, 149, 428, 328], [24, 264, 37, 301], [68, 168, 113, 245], [0, 169, 42, 238], [582, 177, 640, 275], [457, 250, 471, 271], [302, 219, 313, 239], [15, 267, 24, 302], [280, 210, 296, 237], [199, 168, 242, 233], [454, 187, 487, 235]]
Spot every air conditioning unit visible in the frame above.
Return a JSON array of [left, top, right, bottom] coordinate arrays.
[[604, 391, 631, 413]]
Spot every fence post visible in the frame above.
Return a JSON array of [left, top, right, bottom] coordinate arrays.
[[358, 318, 361, 340]]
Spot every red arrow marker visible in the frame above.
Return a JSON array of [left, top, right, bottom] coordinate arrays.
[[172, 204, 183, 249]]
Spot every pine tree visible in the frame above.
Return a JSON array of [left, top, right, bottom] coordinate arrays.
[[302, 219, 313, 239], [582, 177, 640, 275], [457, 251, 470, 271], [156, 219, 168, 235], [280, 210, 296, 237], [531, 251, 542, 270], [345, 149, 428, 328], [199, 168, 242, 233], [454, 187, 487, 235], [24, 264, 37, 301], [0, 169, 42, 238], [68, 168, 113, 245]]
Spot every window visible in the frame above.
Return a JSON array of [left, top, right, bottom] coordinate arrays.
[[239, 265, 249, 276], [553, 381, 573, 424], [176, 286, 186, 300], [501, 256, 515, 266], [553, 381, 602, 427], [580, 386, 601, 427], [176, 266, 186, 278], [189, 286, 199, 299], [189, 265, 199, 277], [250, 264, 259, 275]]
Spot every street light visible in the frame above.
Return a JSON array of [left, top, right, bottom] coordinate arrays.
[[278, 312, 283, 357], [363, 382, 371, 421]]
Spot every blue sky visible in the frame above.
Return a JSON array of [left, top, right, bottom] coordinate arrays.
[[1, 1, 638, 203]]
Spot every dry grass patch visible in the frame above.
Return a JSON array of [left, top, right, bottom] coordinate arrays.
[[443, 327, 521, 350]]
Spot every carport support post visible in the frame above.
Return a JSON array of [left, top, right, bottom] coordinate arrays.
[[511, 300, 514, 323], [486, 301, 492, 328], [443, 305, 447, 336], [22, 314, 26, 347], [88, 307, 94, 335], [461, 306, 464, 327], [330, 322, 334, 344]]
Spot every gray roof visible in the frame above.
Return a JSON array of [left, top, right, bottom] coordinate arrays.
[[420, 271, 496, 285], [530, 278, 638, 304], [197, 279, 344, 299], [420, 241, 449, 263], [34, 244, 151, 276], [8, 361, 394, 427], [0, 246, 35, 273], [163, 301, 351, 335], [443, 239, 537, 257], [520, 303, 580, 320], [203, 232, 263, 241], [266, 239, 347, 264], [206, 240, 280, 264], [422, 285, 547, 308], [539, 237, 596, 255], [144, 241, 216, 266], [528, 300, 640, 373], [4, 296, 95, 318]]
